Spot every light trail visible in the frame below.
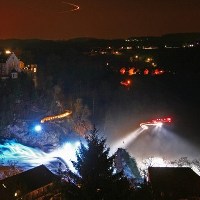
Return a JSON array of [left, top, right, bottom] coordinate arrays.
[[41, 110, 72, 123], [23, 1, 80, 14], [60, 1, 80, 13], [140, 122, 162, 129]]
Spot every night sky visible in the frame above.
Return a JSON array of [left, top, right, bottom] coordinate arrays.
[[1, 0, 200, 40]]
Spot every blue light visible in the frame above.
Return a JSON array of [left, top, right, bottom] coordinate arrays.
[[34, 125, 42, 132]]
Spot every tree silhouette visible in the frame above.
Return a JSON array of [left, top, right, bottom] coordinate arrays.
[[69, 127, 133, 199]]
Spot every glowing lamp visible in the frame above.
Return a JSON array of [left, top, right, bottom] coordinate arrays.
[[5, 50, 11, 54], [34, 125, 42, 132]]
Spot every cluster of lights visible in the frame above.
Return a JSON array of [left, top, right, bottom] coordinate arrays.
[[120, 67, 138, 76], [152, 117, 172, 124], [140, 117, 172, 130], [41, 110, 72, 123]]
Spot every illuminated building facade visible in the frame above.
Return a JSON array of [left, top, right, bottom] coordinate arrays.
[[0, 51, 21, 79]]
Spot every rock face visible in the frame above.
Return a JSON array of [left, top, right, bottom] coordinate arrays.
[[2, 120, 67, 151], [114, 148, 142, 186]]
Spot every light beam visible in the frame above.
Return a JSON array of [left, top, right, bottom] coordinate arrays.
[[112, 127, 145, 152]]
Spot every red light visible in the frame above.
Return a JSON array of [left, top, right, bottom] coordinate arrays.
[[152, 69, 165, 75], [144, 68, 149, 75], [167, 117, 172, 122], [120, 67, 126, 74], [151, 117, 172, 123], [120, 79, 131, 87]]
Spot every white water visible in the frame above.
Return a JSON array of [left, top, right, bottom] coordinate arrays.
[[0, 140, 80, 172]]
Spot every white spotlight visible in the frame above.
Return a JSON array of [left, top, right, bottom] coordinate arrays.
[[156, 122, 163, 127]]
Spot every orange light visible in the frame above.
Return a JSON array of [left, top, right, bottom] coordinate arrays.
[[128, 68, 135, 76], [41, 110, 72, 123], [5, 50, 11, 54]]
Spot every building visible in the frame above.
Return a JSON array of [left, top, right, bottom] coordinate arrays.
[[148, 167, 200, 200], [0, 165, 61, 200], [0, 51, 22, 79]]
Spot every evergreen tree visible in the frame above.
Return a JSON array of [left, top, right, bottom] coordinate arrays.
[[69, 127, 133, 200]]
